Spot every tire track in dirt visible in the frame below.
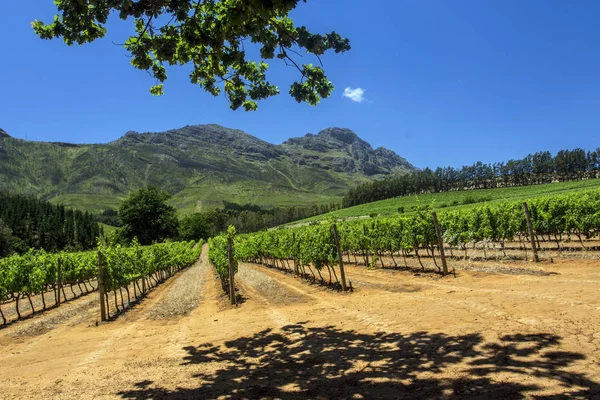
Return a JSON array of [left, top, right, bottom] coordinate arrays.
[[338, 264, 600, 345], [239, 261, 600, 340], [75, 263, 195, 369], [414, 279, 599, 311], [234, 262, 307, 328], [69, 246, 211, 369], [516, 275, 600, 285], [343, 263, 600, 311], [235, 278, 292, 328], [162, 246, 224, 358], [237, 262, 398, 332]]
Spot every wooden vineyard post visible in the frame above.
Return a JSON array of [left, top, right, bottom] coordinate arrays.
[[292, 232, 299, 276], [57, 257, 62, 305], [522, 202, 539, 262], [98, 251, 107, 322], [432, 212, 449, 276], [227, 236, 236, 305], [363, 224, 370, 267], [331, 223, 348, 291]]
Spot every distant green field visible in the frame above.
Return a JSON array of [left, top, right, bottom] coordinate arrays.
[[288, 179, 600, 225], [169, 179, 338, 215], [99, 223, 118, 236], [49, 194, 125, 214]]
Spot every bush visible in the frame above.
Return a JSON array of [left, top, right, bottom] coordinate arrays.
[[462, 196, 477, 205]]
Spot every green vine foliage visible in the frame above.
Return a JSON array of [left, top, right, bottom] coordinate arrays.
[[32, 0, 351, 110], [0, 241, 202, 308], [208, 225, 237, 293], [212, 189, 600, 277], [98, 240, 202, 292], [0, 249, 94, 302]]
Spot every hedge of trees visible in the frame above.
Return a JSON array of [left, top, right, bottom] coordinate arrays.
[[343, 148, 600, 208], [0, 191, 101, 256]]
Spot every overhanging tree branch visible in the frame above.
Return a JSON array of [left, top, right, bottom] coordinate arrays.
[[32, 0, 351, 111]]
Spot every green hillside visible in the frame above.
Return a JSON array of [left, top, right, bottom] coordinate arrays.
[[0, 125, 414, 214], [287, 179, 600, 225]]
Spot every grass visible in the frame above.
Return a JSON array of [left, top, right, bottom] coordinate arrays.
[[49, 194, 125, 214], [99, 223, 118, 236], [287, 179, 600, 225], [169, 178, 339, 215]]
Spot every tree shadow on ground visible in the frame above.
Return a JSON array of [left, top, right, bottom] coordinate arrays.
[[118, 323, 599, 399]]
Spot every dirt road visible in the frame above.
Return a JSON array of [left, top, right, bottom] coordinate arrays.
[[0, 247, 598, 399]]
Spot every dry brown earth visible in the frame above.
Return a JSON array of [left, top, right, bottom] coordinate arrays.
[[0, 245, 598, 399]]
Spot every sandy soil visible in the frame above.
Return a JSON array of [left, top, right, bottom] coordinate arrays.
[[0, 244, 599, 399], [1, 280, 97, 324]]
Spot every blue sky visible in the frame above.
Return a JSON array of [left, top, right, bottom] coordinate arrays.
[[1, 0, 599, 169]]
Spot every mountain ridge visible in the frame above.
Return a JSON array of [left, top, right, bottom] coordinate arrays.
[[0, 124, 415, 214]]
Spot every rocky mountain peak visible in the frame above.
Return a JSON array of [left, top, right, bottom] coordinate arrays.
[[283, 127, 368, 150], [281, 127, 415, 176], [317, 127, 361, 145], [0, 128, 10, 138], [114, 124, 283, 162]]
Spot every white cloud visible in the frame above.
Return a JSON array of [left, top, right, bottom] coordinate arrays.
[[343, 87, 366, 103]]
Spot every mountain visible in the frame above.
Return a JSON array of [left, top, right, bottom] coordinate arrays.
[[0, 125, 415, 214], [282, 128, 413, 175]]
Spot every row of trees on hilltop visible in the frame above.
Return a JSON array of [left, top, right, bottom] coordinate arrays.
[[0, 192, 101, 256], [343, 148, 600, 208]]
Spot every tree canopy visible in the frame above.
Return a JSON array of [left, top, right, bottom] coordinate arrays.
[[343, 147, 600, 208], [119, 186, 179, 245], [0, 191, 100, 254], [0, 219, 14, 258], [179, 212, 212, 241], [33, 0, 351, 111]]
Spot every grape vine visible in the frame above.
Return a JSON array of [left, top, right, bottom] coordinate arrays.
[[208, 189, 600, 290], [0, 240, 202, 324]]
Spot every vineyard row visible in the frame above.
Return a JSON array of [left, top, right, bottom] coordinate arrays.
[[209, 189, 600, 291], [0, 240, 202, 324]]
